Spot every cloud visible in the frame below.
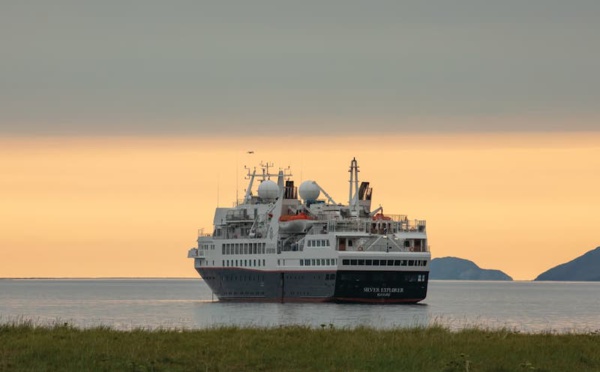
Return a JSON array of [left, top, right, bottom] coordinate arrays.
[[1, 0, 599, 135]]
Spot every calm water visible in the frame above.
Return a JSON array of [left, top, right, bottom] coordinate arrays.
[[1, 279, 599, 333]]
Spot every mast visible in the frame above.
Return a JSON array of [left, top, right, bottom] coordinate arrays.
[[243, 166, 257, 203], [348, 157, 360, 208]]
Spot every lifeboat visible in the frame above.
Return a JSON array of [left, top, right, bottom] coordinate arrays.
[[372, 213, 392, 221], [279, 213, 315, 233]]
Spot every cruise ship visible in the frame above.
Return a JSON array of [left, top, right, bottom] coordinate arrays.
[[187, 158, 430, 303]]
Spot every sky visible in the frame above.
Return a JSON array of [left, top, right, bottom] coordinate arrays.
[[1, 1, 599, 279]]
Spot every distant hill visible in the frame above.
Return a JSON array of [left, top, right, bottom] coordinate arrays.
[[535, 247, 600, 281], [430, 257, 513, 281]]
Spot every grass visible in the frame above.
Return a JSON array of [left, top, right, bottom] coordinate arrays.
[[1, 321, 599, 371]]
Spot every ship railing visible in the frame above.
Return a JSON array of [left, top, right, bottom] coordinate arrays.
[[305, 217, 427, 234], [225, 209, 253, 222], [343, 241, 429, 253], [197, 229, 212, 238]]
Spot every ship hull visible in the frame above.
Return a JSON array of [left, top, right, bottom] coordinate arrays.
[[196, 267, 428, 304]]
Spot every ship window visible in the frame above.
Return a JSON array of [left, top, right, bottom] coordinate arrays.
[[244, 243, 249, 254], [326, 259, 330, 265], [404, 241, 410, 247], [262, 243, 266, 254], [307, 241, 312, 247], [380, 260, 387, 266], [358, 259, 364, 265], [321, 259, 325, 265], [373, 260, 380, 266], [408, 260, 414, 266], [423, 260, 428, 266], [222, 246, 225, 254], [316, 260, 321, 266], [350, 259, 357, 265], [348, 240, 353, 247], [387, 260, 394, 266], [300, 260, 304, 266], [263, 259, 265, 266], [253, 259, 256, 266], [221, 260, 224, 266], [342, 259, 349, 265], [311, 259, 315, 266], [315, 241, 320, 247], [365, 259, 372, 266]]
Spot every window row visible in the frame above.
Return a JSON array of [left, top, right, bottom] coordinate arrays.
[[222, 242, 267, 255], [223, 259, 266, 267], [306, 239, 331, 248], [341, 259, 427, 267], [299, 258, 338, 266]]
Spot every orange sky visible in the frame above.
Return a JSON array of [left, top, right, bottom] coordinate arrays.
[[1, 132, 599, 280]]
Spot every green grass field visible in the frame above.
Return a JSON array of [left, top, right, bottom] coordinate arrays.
[[1, 321, 599, 371]]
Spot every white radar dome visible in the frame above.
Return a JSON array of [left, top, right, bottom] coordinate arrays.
[[258, 180, 279, 200], [299, 180, 320, 201]]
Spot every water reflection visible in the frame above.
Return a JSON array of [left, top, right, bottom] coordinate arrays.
[[1, 279, 599, 333]]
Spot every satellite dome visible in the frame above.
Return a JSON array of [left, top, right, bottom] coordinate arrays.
[[258, 180, 279, 200], [299, 180, 320, 201]]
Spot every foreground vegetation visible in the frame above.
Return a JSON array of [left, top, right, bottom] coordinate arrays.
[[1, 322, 599, 372]]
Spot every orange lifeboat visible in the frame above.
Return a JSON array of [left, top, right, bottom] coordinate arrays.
[[372, 213, 392, 221], [279, 213, 315, 232], [279, 212, 314, 222]]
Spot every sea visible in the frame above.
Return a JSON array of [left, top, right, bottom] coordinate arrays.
[[1, 279, 599, 333]]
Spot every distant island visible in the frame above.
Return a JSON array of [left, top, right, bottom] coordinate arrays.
[[535, 247, 600, 281], [430, 257, 512, 281]]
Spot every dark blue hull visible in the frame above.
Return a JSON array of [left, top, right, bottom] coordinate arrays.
[[197, 267, 428, 304]]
